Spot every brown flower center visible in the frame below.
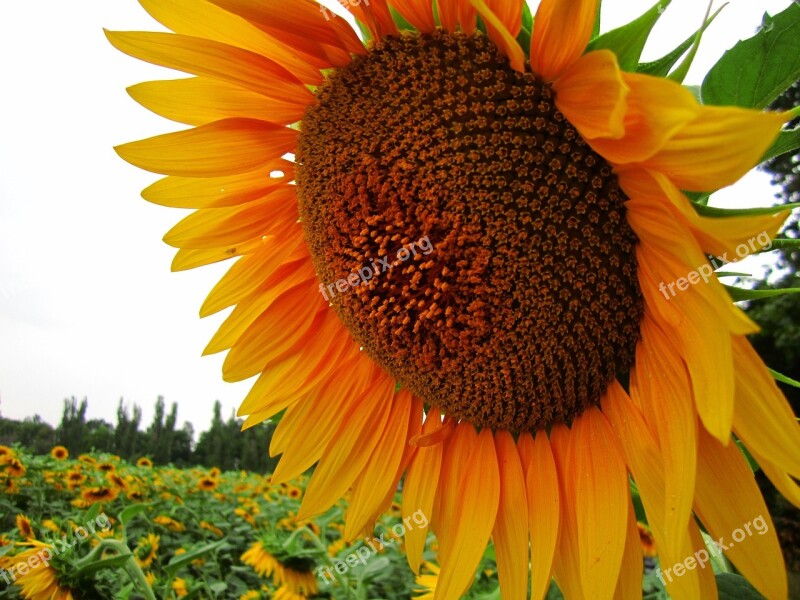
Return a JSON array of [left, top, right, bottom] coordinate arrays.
[[297, 30, 644, 432]]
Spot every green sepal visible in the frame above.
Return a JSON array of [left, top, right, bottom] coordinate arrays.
[[716, 573, 764, 599], [702, 3, 800, 108], [636, 5, 724, 78], [770, 368, 800, 389], [761, 126, 800, 163], [769, 237, 800, 253], [692, 201, 800, 218], [389, 6, 416, 32], [516, 2, 533, 58], [587, 0, 672, 72], [725, 285, 800, 302]]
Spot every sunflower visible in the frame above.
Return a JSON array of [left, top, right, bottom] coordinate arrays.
[[66, 471, 86, 490], [414, 562, 440, 600], [200, 520, 225, 537], [136, 457, 153, 468], [4, 458, 26, 478], [0, 541, 74, 600], [109, 0, 799, 598], [172, 577, 189, 597], [0, 445, 13, 463], [50, 446, 69, 460], [80, 485, 119, 504], [637, 523, 657, 559], [154, 515, 186, 532], [15, 514, 35, 540], [241, 542, 318, 596], [96, 462, 116, 473], [133, 533, 160, 569], [197, 476, 218, 491]]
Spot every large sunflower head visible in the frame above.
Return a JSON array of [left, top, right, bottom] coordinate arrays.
[[0, 541, 75, 600], [109, 1, 800, 598]]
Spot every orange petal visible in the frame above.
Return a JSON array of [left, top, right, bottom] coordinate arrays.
[[483, 0, 523, 36], [390, 0, 436, 32], [106, 31, 314, 104], [526, 431, 559, 600], [115, 118, 298, 178], [553, 50, 628, 140], [640, 106, 788, 192], [731, 336, 800, 478], [530, 0, 598, 82], [549, 424, 583, 599], [435, 427, 500, 600], [693, 427, 787, 600], [468, 0, 525, 73], [492, 431, 528, 600], [588, 72, 699, 164], [403, 407, 444, 574], [345, 0, 398, 39], [613, 496, 643, 599], [572, 407, 628, 599], [436, 0, 460, 33]]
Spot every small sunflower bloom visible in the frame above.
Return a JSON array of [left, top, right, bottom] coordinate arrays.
[[110, 0, 799, 598], [81, 485, 119, 504], [198, 476, 218, 491], [15, 514, 35, 540], [133, 533, 160, 569], [50, 446, 69, 460], [136, 457, 153, 468]]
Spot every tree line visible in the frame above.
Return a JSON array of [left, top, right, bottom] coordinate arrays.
[[0, 396, 278, 473]]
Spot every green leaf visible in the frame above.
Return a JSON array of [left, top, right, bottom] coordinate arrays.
[[118, 503, 152, 527], [588, 0, 671, 71], [516, 2, 533, 57], [164, 540, 228, 577], [636, 5, 724, 78], [388, 7, 415, 32], [82, 502, 102, 526], [692, 201, 800, 218], [702, 3, 800, 108], [725, 286, 800, 302], [761, 126, 800, 163], [71, 553, 133, 579], [770, 368, 800, 389], [716, 573, 765, 599]]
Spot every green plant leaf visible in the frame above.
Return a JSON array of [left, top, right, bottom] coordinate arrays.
[[516, 2, 533, 56], [716, 573, 764, 599], [636, 5, 724, 78], [770, 368, 800, 389], [588, 0, 672, 71], [769, 237, 800, 252], [725, 286, 800, 302], [118, 503, 152, 527], [702, 3, 800, 108]]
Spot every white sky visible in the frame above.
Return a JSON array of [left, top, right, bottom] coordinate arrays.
[[0, 0, 793, 434]]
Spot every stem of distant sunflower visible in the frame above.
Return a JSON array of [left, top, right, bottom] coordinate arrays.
[[74, 539, 156, 600]]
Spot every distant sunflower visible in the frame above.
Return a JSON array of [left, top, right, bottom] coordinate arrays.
[[110, 0, 799, 598], [154, 515, 186, 532], [241, 542, 317, 596], [136, 457, 153, 468], [198, 476, 218, 491], [66, 471, 86, 489], [414, 562, 440, 600], [5, 458, 26, 478], [50, 446, 69, 460], [0, 445, 13, 463], [15, 514, 35, 540], [134, 533, 160, 569], [0, 541, 74, 600], [81, 485, 119, 504], [97, 462, 116, 473]]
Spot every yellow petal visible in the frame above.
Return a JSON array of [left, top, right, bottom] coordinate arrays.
[[346, 392, 411, 540], [530, 0, 598, 81], [106, 31, 314, 104], [588, 72, 699, 164], [553, 50, 629, 140], [142, 162, 294, 209], [136, 0, 325, 83], [403, 408, 444, 574], [640, 106, 788, 191], [128, 78, 307, 127], [753, 449, 800, 509], [492, 431, 528, 600], [572, 407, 628, 600], [693, 427, 787, 600], [468, 0, 525, 73], [115, 118, 298, 178], [171, 239, 264, 271], [390, 0, 436, 33], [527, 431, 559, 600], [435, 427, 500, 600], [731, 336, 800, 478], [298, 375, 395, 520]]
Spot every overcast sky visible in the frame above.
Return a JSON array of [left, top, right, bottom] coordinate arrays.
[[0, 0, 792, 435]]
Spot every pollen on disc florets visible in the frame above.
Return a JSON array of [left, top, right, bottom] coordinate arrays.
[[296, 29, 645, 432]]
